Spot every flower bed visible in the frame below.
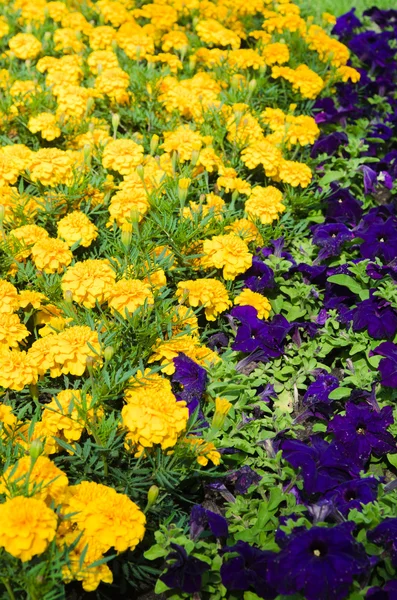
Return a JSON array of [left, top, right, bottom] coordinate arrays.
[[0, 1, 396, 599]]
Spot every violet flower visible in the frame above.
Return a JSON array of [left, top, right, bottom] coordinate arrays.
[[160, 543, 210, 593], [189, 505, 228, 540], [359, 219, 397, 263], [325, 185, 363, 225], [220, 541, 277, 599], [332, 8, 362, 38], [268, 523, 369, 600], [303, 373, 339, 408], [225, 465, 262, 494], [231, 306, 291, 360], [373, 342, 397, 387], [243, 256, 275, 293], [366, 580, 397, 599], [311, 131, 348, 158], [352, 293, 397, 339], [367, 518, 397, 567], [173, 353, 207, 418], [324, 478, 379, 517], [312, 223, 354, 261], [328, 402, 396, 463]]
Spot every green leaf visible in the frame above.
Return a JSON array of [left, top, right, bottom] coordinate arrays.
[[328, 387, 351, 400], [319, 170, 345, 186], [154, 579, 170, 594], [144, 545, 168, 560], [327, 275, 366, 296], [387, 453, 397, 469]]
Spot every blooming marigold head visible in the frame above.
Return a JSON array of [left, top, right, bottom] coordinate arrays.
[[234, 288, 272, 320], [176, 278, 231, 321], [57, 211, 98, 248], [202, 234, 252, 280], [61, 259, 116, 308], [107, 279, 154, 317], [245, 185, 285, 225], [31, 237, 73, 274]]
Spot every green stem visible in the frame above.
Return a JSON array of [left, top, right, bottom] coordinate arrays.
[[2, 579, 16, 600]]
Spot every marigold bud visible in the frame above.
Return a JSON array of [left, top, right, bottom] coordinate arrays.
[[64, 290, 73, 303], [147, 485, 159, 509], [248, 79, 257, 94], [29, 439, 43, 460], [112, 113, 120, 136], [150, 134, 159, 155], [0, 205, 5, 223], [212, 397, 232, 430], [104, 346, 115, 361], [121, 229, 132, 249]]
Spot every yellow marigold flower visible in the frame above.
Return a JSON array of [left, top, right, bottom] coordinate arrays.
[[305, 25, 349, 67], [8, 224, 49, 260], [64, 481, 146, 552], [196, 19, 240, 50], [143, 268, 167, 290], [278, 159, 312, 188], [161, 126, 203, 162], [27, 113, 61, 141], [8, 33, 42, 60], [284, 114, 320, 147], [95, 66, 130, 104], [202, 234, 252, 280], [61, 259, 116, 308], [0, 349, 37, 391], [31, 238, 73, 274], [107, 187, 150, 229], [212, 396, 232, 429], [28, 148, 74, 187], [0, 153, 19, 187], [18, 290, 47, 310], [183, 436, 221, 467], [88, 25, 117, 51], [28, 336, 57, 376], [322, 12, 337, 25], [87, 49, 119, 74], [148, 334, 200, 374], [0, 313, 29, 349], [50, 326, 101, 377], [0, 456, 68, 506], [107, 279, 154, 316], [226, 218, 262, 244], [0, 496, 57, 562], [0, 16, 9, 39], [0, 280, 19, 314], [122, 382, 188, 454], [53, 28, 85, 54], [57, 211, 98, 248], [46, 1, 69, 22], [234, 289, 272, 319], [176, 279, 231, 321], [124, 369, 173, 404], [35, 304, 69, 336], [102, 139, 144, 175], [245, 185, 285, 224], [161, 30, 188, 52], [337, 66, 361, 83], [272, 65, 324, 100], [96, 0, 131, 27], [0, 404, 19, 439], [262, 42, 290, 65], [240, 140, 282, 176]]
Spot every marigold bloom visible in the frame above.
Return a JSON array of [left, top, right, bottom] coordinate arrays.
[[57, 211, 98, 248], [28, 113, 61, 141], [18, 290, 46, 310], [0, 313, 29, 348], [8, 33, 42, 60], [183, 437, 221, 466], [278, 159, 313, 188], [0, 280, 19, 313], [61, 259, 116, 308], [240, 140, 282, 176], [0, 349, 37, 391], [148, 334, 200, 375], [0, 403, 19, 439], [31, 238, 73, 274], [28, 148, 74, 187], [176, 279, 231, 321], [202, 234, 252, 280], [63, 481, 146, 553], [9, 224, 49, 260], [226, 219, 262, 244], [122, 385, 188, 454], [337, 66, 361, 83], [107, 279, 154, 316], [272, 64, 324, 99], [234, 289, 272, 319], [50, 326, 101, 377], [161, 126, 203, 162], [262, 42, 290, 65], [107, 187, 150, 229], [102, 139, 144, 175], [245, 185, 286, 224], [196, 19, 240, 50], [1, 456, 68, 505], [0, 496, 57, 562]]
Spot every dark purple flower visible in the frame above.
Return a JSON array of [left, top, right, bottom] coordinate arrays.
[[370, 123, 394, 141], [312, 223, 353, 261], [261, 237, 295, 264], [206, 332, 228, 351], [281, 436, 360, 495], [244, 256, 275, 293], [160, 543, 210, 593], [173, 353, 207, 417], [231, 306, 291, 360], [361, 165, 379, 195], [348, 31, 395, 69], [306, 499, 334, 524], [367, 518, 397, 567], [325, 185, 363, 226], [364, 7, 397, 28], [359, 218, 397, 263], [332, 8, 362, 38], [366, 580, 397, 599], [268, 523, 369, 600], [258, 383, 277, 403], [220, 541, 277, 599], [324, 478, 379, 517], [303, 373, 339, 407], [287, 263, 327, 286], [367, 260, 397, 282], [328, 402, 396, 463], [225, 466, 262, 494], [311, 132, 348, 158], [352, 293, 397, 339], [315, 309, 329, 325], [373, 341, 397, 387], [189, 505, 228, 540]]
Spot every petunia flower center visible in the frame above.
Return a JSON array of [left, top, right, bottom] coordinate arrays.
[[356, 423, 366, 434], [310, 541, 327, 558], [344, 490, 357, 501]]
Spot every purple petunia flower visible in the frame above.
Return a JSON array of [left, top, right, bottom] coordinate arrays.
[[231, 306, 291, 360], [332, 8, 362, 38], [373, 341, 397, 387], [311, 131, 348, 158], [367, 518, 397, 567], [225, 465, 262, 494], [366, 580, 397, 599], [189, 505, 228, 540], [303, 373, 339, 407], [281, 436, 360, 495], [359, 218, 397, 263], [244, 256, 275, 293], [328, 402, 396, 463], [352, 293, 397, 339], [324, 477, 379, 517], [206, 332, 228, 351], [325, 185, 363, 226], [361, 165, 379, 195], [268, 523, 369, 600], [172, 353, 207, 417], [312, 223, 354, 261], [220, 541, 277, 599], [160, 543, 210, 593]]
